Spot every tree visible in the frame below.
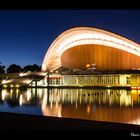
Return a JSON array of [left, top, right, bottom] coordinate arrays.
[[7, 64, 23, 73], [0, 63, 5, 73], [23, 64, 41, 72], [32, 64, 41, 71]]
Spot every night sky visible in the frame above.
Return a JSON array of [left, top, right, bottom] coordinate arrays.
[[0, 10, 140, 69]]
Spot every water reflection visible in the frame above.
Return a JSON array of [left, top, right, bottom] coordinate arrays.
[[0, 88, 140, 125]]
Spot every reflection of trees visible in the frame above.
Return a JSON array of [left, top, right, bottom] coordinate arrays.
[[6, 90, 20, 107], [41, 89, 140, 107], [0, 100, 4, 105], [6, 100, 19, 107]]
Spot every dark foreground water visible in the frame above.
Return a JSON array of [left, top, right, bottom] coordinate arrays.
[[0, 88, 140, 125]]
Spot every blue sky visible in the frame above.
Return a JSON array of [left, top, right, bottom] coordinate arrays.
[[0, 10, 140, 68]]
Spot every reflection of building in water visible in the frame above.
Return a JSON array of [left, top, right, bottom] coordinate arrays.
[[41, 90, 62, 117], [0, 89, 43, 107], [0, 88, 140, 108], [131, 90, 140, 106], [0, 88, 140, 125], [40, 89, 140, 125], [39, 27, 140, 88], [41, 89, 139, 107]]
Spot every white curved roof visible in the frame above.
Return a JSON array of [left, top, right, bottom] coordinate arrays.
[[42, 27, 140, 71]]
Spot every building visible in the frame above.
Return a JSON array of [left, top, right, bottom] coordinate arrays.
[[42, 27, 140, 71], [39, 27, 140, 88], [2, 27, 140, 88]]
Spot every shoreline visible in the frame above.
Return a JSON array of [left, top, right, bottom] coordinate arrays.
[[0, 112, 139, 130]]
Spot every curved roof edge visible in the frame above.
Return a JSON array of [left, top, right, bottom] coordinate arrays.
[[42, 27, 140, 71]]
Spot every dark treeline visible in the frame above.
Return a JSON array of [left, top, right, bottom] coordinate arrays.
[[0, 63, 41, 73]]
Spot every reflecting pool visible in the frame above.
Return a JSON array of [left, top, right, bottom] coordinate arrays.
[[0, 88, 140, 125]]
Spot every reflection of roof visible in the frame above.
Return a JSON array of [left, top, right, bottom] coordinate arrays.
[[42, 27, 140, 71], [42, 104, 62, 117]]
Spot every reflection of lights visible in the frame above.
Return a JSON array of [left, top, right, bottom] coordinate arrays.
[[86, 105, 91, 114], [129, 118, 140, 125], [107, 89, 111, 94], [16, 89, 19, 94], [41, 103, 62, 118], [99, 96, 101, 105], [120, 91, 132, 107], [10, 89, 13, 94], [51, 94, 54, 103], [50, 102, 53, 109], [19, 94, 23, 106], [42, 93, 48, 106], [79, 94, 82, 104], [27, 90, 31, 101], [55, 102, 58, 108], [16, 84, 20, 88], [132, 94, 138, 102], [71, 94, 73, 104], [131, 90, 139, 102], [37, 89, 42, 99], [131, 90, 137, 94], [109, 96, 112, 106], [138, 90, 140, 95], [58, 109, 62, 118], [75, 102, 77, 109], [16, 89, 19, 98], [62, 92, 64, 103], [1, 90, 6, 101]]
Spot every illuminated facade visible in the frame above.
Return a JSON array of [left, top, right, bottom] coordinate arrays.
[[42, 27, 140, 71], [30, 73, 140, 88], [39, 27, 140, 88]]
